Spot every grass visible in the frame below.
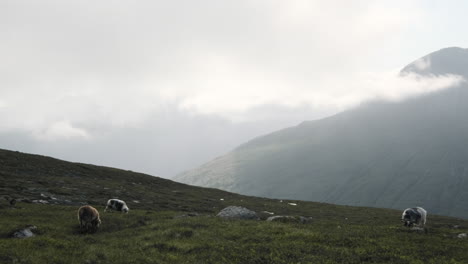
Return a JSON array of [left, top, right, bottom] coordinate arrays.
[[1, 148, 468, 263], [1, 203, 467, 264]]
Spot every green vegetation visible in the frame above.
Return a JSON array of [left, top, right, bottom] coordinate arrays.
[[1, 203, 468, 264], [1, 148, 468, 263]]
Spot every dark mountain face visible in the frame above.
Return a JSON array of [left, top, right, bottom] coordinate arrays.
[[175, 47, 468, 219]]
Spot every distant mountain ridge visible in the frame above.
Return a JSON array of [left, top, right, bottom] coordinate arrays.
[[401, 47, 468, 76], [175, 47, 468, 219]]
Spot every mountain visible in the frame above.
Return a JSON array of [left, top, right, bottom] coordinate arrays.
[[175, 47, 468, 219], [401, 47, 468, 76]]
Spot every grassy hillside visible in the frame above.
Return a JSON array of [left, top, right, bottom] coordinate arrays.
[[175, 48, 468, 219], [1, 148, 468, 263]]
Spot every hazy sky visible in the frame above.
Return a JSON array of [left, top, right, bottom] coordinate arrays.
[[1, 0, 467, 177]]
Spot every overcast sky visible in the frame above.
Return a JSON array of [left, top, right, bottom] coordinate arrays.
[[1, 0, 468, 177]]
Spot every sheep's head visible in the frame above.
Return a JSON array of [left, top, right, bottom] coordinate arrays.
[[401, 212, 412, 226]]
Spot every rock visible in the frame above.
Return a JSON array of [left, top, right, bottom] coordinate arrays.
[[40, 193, 58, 201], [217, 206, 258, 220], [32, 200, 49, 204], [457, 233, 467, 239], [266, 215, 312, 224], [10, 225, 37, 238]]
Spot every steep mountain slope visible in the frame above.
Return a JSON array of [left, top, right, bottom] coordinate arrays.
[[175, 47, 468, 218]]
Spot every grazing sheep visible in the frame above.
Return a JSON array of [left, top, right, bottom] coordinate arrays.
[[401, 207, 427, 227], [78, 205, 101, 232], [105, 199, 129, 213]]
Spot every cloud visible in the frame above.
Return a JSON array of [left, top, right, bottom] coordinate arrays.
[[162, 58, 464, 120], [1, 0, 463, 177], [34, 121, 90, 141], [413, 57, 431, 71], [369, 72, 464, 101], [0, 0, 456, 132]]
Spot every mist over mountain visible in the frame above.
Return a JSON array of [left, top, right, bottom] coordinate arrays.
[[175, 47, 468, 218]]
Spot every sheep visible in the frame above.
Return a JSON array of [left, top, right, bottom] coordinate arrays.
[[78, 205, 101, 232], [105, 199, 129, 213], [401, 207, 427, 227]]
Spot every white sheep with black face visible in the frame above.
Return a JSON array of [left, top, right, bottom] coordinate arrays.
[[401, 207, 427, 227], [105, 199, 129, 213]]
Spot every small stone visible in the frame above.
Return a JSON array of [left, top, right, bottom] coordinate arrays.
[[10, 226, 37, 238], [32, 200, 49, 204], [457, 233, 467, 239]]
